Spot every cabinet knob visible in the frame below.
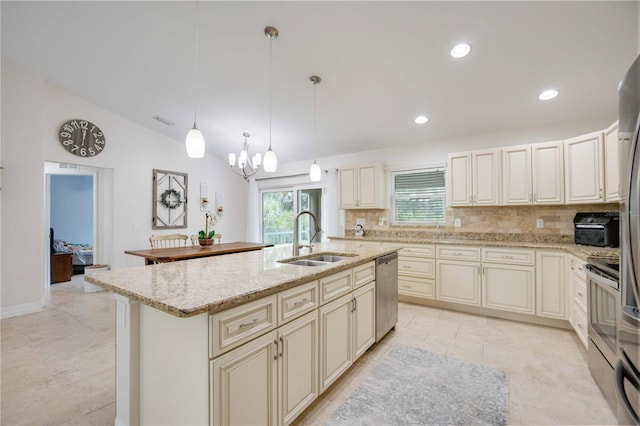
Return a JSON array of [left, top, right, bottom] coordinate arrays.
[[599, 188, 603, 199]]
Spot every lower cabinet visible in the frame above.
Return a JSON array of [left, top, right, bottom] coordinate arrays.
[[482, 264, 535, 314], [211, 310, 319, 426], [436, 259, 481, 306], [568, 255, 589, 348], [536, 251, 568, 319], [319, 281, 375, 393]]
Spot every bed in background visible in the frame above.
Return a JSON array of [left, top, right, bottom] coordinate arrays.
[[51, 228, 93, 274]]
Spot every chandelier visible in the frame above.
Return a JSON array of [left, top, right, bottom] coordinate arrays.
[[228, 132, 262, 181]]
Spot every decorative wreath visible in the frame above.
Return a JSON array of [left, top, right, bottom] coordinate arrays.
[[159, 189, 183, 210]]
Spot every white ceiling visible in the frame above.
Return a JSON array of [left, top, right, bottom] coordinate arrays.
[[1, 1, 637, 164]]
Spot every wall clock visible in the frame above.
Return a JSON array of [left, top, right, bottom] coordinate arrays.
[[58, 119, 106, 157]]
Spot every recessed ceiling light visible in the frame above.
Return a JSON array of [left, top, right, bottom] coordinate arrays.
[[414, 115, 429, 124], [450, 43, 471, 59], [538, 89, 559, 101]]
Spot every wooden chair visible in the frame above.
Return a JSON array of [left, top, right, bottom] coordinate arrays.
[[190, 234, 222, 245], [149, 234, 188, 249], [214, 234, 222, 244]]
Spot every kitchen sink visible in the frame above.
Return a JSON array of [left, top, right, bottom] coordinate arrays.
[[306, 254, 353, 263], [278, 252, 357, 267], [287, 259, 328, 267]]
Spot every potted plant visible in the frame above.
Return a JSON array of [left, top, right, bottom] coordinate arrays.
[[198, 211, 217, 247]]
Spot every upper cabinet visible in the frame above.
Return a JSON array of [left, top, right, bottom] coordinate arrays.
[[604, 121, 620, 202], [339, 163, 385, 209], [502, 142, 564, 205], [564, 131, 604, 204], [447, 149, 500, 206]]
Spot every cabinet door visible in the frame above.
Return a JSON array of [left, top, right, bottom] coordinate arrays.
[[352, 282, 376, 360], [565, 132, 604, 203], [338, 167, 357, 209], [604, 121, 620, 202], [502, 145, 532, 205], [447, 152, 472, 206], [357, 164, 380, 208], [532, 141, 564, 204], [211, 330, 278, 426], [472, 149, 501, 205], [482, 264, 535, 314], [319, 293, 353, 392], [536, 251, 568, 319], [279, 311, 319, 426], [436, 260, 481, 306]]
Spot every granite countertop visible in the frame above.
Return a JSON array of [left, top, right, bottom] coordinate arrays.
[[85, 241, 401, 318], [328, 235, 620, 261]]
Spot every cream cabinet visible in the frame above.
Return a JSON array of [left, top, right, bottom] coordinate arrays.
[[211, 310, 319, 426], [568, 255, 588, 348], [481, 248, 535, 315], [536, 251, 568, 319], [604, 121, 620, 202], [398, 244, 436, 299], [319, 281, 375, 392], [436, 259, 481, 306], [502, 142, 564, 205], [338, 163, 385, 209], [565, 131, 604, 204], [447, 149, 500, 206]]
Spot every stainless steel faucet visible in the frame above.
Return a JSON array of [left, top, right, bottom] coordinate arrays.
[[293, 210, 322, 256]]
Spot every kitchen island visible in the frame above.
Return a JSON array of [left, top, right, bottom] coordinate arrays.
[[85, 241, 400, 426]]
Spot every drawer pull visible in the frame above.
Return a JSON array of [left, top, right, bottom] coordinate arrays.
[[238, 318, 258, 329], [292, 298, 309, 307], [402, 285, 411, 289], [502, 255, 514, 259], [403, 265, 412, 269], [453, 252, 463, 256]]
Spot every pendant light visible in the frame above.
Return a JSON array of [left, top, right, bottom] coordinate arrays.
[[309, 75, 322, 182], [262, 26, 279, 173], [185, 1, 205, 158]]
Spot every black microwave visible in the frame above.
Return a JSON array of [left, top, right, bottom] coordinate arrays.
[[574, 212, 619, 247]]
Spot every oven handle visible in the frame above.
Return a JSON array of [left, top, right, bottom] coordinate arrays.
[[616, 359, 640, 425], [586, 268, 619, 290]]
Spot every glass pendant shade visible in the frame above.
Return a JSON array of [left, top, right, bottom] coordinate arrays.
[[186, 122, 205, 158], [263, 148, 277, 172], [253, 153, 262, 168], [228, 153, 236, 167], [309, 160, 322, 182]]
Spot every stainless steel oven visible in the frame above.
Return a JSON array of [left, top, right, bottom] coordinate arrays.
[[586, 257, 620, 413]]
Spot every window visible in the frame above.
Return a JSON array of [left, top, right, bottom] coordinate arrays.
[[261, 187, 323, 246], [391, 168, 446, 224]]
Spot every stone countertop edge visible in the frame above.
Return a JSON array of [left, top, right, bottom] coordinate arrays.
[[84, 242, 402, 318], [327, 235, 620, 261]]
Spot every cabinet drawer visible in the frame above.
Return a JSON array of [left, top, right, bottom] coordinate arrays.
[[573, 304, 588, 349], [436, 245, 481, 261], [400, 244, 435, 258], [209, 295, 277, 358], [571, 257, 587, 280], [574, 273, 587, 311], [398, 276, 434, 299], [482, 248, 535, 266], [278, 280, 319, 326], [353, 261, 375, 288], [320, 269, 353, 304], [398, 258, 435, 278]]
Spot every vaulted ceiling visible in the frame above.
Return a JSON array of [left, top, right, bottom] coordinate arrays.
[[2, 1, 637, 164]]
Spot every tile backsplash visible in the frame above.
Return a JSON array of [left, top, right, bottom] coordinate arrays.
[[344, 203, 619, 238]]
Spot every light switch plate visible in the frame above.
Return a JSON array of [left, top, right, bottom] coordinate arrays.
[[536, 218, 544, 228], [454, 218, 461, 227]]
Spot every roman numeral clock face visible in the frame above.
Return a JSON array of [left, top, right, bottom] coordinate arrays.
[[58, 119, 106, 157]]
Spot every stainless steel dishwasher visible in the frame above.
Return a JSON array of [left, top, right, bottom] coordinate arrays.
[[375, 252, 398, 341]]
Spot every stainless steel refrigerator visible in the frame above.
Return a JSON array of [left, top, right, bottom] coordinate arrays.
[[617, 53, 640, 425]]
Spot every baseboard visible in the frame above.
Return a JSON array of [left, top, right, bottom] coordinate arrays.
[[0, 301, 43, 319]]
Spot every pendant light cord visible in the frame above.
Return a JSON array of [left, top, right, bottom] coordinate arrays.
[[194, 1, 199, 124], [313, 80, 317, 159], [268, 34, 273, 150]]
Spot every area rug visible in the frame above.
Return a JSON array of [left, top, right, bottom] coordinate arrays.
[[325, 344, 509, 426]]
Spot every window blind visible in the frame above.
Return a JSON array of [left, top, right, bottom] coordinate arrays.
[[392, 169, 446, 224]]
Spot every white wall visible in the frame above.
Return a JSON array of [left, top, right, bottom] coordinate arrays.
[[1, 58, 249, 318]]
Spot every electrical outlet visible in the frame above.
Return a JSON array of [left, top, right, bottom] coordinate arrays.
[[378, 217, 384, 226], [356, 218, 366, 226], [536, 218, 544, 228], [454, 218, 461, 227]]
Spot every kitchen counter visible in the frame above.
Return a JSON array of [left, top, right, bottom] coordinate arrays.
[[85, 241, 400, 318], [328, 235, 619, 261]]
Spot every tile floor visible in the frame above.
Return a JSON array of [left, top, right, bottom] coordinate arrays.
[[1, 275, 617, 425]]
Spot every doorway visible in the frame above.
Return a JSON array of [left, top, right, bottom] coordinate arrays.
[[260, 186, 323, 246]]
